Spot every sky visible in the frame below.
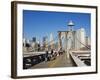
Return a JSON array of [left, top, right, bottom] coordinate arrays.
[[23, 10, 91, 41]]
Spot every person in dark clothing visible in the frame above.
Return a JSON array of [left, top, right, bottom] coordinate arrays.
[[25, 43, 30, 52], [50, 49, 54, 60], [45, 50, 49, 61]]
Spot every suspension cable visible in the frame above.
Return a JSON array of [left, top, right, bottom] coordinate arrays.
[[29, 35, 58, 51], [75, 37, 90, 50]]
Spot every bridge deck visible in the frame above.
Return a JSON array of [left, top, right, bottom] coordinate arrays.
[[23, 51, 91, 69], [30, 53, 76, 69]]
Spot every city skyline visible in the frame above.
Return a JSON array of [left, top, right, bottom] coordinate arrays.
[[23, 10, 91, 41]]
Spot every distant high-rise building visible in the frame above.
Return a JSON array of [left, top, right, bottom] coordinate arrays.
[[23, 38, 27, 52], [50, 33, 55, 49], [43, 36, 47, 45], [86, 36, 91, 46], [32, 37, 36, 42], [75, 28, 86, 50], [43, 36, 48, 50]]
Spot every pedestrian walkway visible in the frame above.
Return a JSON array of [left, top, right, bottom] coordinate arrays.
[[30, 53, 76, 69]]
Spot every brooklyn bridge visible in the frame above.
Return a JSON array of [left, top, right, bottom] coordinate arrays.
[[23, 20, 91, 69]]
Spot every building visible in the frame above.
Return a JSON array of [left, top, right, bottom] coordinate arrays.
[[31, 37, 41, 51], [86, 36, 91, 46], [32, 37, 36, 42], [50, 33, 55, 50], [75, 28, 86, 50], [42, 36, 48, 51], [23, 38, 31, 52], [23, 38, 27, 52]]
